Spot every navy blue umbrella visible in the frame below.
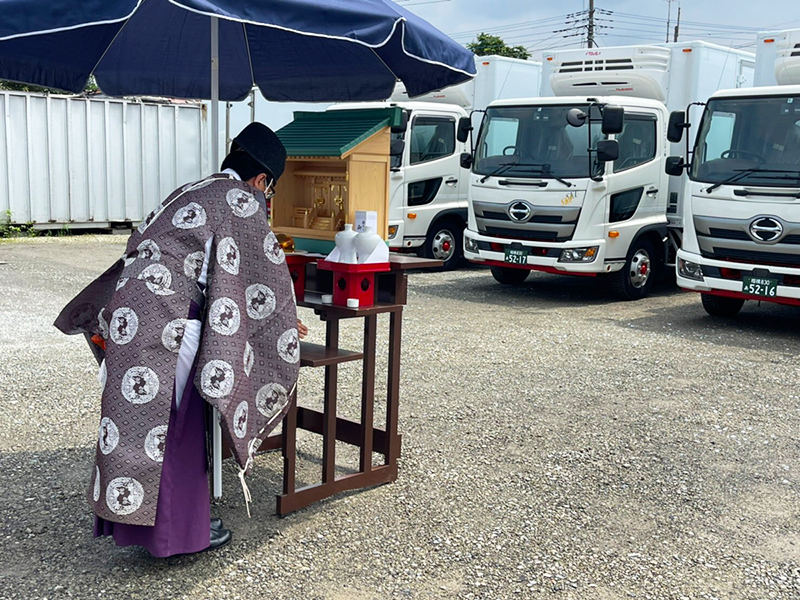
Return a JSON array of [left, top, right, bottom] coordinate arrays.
[[0, 0, 476, 101]]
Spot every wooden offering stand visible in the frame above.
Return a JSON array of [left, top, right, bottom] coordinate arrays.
[[258, 254, 441, 515]]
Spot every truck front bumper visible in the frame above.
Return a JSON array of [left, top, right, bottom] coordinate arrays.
[[463, 228, 615, 275], [676, 249, 800, 306]]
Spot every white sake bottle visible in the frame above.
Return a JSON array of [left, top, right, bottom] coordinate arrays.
[[334, 223, 358, 264], [355, 225, 383, 263]]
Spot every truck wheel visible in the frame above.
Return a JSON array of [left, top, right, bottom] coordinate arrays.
[[610, 238, 656, 300], [490, 266, 530, 285], [425, 218, 463, 270], [701, 294, 744, 318]]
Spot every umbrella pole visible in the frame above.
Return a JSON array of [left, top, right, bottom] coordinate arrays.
[[210, 15, 224, 500]]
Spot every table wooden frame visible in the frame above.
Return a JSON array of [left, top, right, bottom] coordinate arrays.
[[258, 255, 440, 515]]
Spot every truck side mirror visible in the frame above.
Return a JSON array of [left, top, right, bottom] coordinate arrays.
[[601, 106, 624, 135], [456, 117, 472, 143], [596, 140, 619, 162], [390, 139, 405, 157], [566, 108, 588, 127], [391, 110, 409, 134], [667, 111, 686, 143], [460, 152, 473, 169], [665, 156, 686, 176]]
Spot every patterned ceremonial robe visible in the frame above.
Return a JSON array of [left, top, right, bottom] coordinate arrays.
[[55, 174, 300, 526]]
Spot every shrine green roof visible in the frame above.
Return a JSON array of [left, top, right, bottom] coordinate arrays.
[[275, 107, 403, 157]]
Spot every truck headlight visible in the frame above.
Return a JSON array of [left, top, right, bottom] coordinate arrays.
[[558, 246, 598, 263], [678, 257, 704, 281], [387, 225, 399, 239], [464, 236, 479, 253]]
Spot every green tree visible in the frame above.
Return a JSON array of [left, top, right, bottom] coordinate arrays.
[[0, 75, 99, 94], [467, 33, 531, 60]]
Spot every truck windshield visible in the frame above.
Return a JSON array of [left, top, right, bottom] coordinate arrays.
[[692, 96, 800, 189], [474, 105, 604, 180]]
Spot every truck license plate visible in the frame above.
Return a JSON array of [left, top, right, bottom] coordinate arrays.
[[742, 275, 778, 298], [504, 247, 528, 265]]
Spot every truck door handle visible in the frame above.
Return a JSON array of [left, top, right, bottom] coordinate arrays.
[[646, 188, 658, 197], [445, 178, 458, 186]]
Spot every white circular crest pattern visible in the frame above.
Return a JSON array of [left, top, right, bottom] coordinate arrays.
[[201, 360, 235, 398], [144, 425, 169, 463], [263, 231, 285, 264], [277, 329, 300, 364], [136, 239, 161, 261], [97, 308, 109, 340], [98, 417, 119, 455], [172, 202, 207, 229], [226, 188, 259, 218], [121, 366, 160, 404], [183, 251, 205, 280], [106, 477, 144, 516], [243, 342, 255, 377], [256, 383, 288, 419], [110, 307, 139, 345], [138, 264, 175, 295], [217, 237, 241, 275], [93, 467, 101, 502], [209, 297, 240, 336], [245, 284, 276, 320], [233, 401, 249, 439], [161, 319, 187, 353]]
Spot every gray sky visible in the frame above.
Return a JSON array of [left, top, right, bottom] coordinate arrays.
[[397, 0, 800, 58]]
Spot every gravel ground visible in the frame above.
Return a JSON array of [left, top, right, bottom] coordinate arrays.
[[0, 236, 799, 600]]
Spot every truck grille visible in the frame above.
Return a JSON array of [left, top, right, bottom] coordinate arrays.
[[695, 215, 800, 268], [558, 58, 635, 73], [473, 201, 581, 242]]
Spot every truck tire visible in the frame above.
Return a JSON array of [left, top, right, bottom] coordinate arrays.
[[701, 293, 744, 318], [424, 218, 463, 270], [490, 266, 530, 285], [610, 238, 656, 300]]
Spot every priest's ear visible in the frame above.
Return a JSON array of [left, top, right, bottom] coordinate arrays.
[[247, 172, 270, 194]]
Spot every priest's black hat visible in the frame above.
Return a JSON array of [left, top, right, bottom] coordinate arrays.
[[231, 122, 287, 182]]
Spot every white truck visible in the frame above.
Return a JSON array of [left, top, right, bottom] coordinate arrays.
[[670, 29, 800, 316], [461, 42, 755, 296]]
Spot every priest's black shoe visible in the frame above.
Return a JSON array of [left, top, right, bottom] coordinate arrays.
[[210, 517, 223, 531], [207, 527, 232, 551]]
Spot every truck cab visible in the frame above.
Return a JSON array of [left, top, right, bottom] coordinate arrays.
[[463, 95, 668, 298]]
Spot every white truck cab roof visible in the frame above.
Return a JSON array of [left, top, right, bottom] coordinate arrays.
[[486, 95, 667, 114], [708, 84, 800, 100]]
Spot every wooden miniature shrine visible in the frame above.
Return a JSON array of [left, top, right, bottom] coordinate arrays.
[[272, 108, 405, 248]]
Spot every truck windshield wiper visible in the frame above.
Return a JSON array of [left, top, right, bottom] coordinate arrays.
[[478, 163, 517, 183], [705, 168, 800, 193]]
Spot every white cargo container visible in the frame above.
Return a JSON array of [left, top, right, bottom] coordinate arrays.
[[0, 91, 207, 229]]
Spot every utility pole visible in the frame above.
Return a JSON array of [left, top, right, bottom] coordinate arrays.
[[587, 0, 595, 48], [665, 0, 674, 43], [673, 5, 681, 42]]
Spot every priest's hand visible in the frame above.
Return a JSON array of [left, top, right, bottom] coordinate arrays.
[[297, 319, 308, 340]]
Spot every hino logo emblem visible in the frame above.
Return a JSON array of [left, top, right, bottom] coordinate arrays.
[[508, 201, 532, 222], [748, 216, 784, 243]]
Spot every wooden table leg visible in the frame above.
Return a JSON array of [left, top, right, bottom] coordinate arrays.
[[386, 309, 403, 465], [360, 314, 377, 472], [322, 319, 339, 484], [282, 388, 298, 497]]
